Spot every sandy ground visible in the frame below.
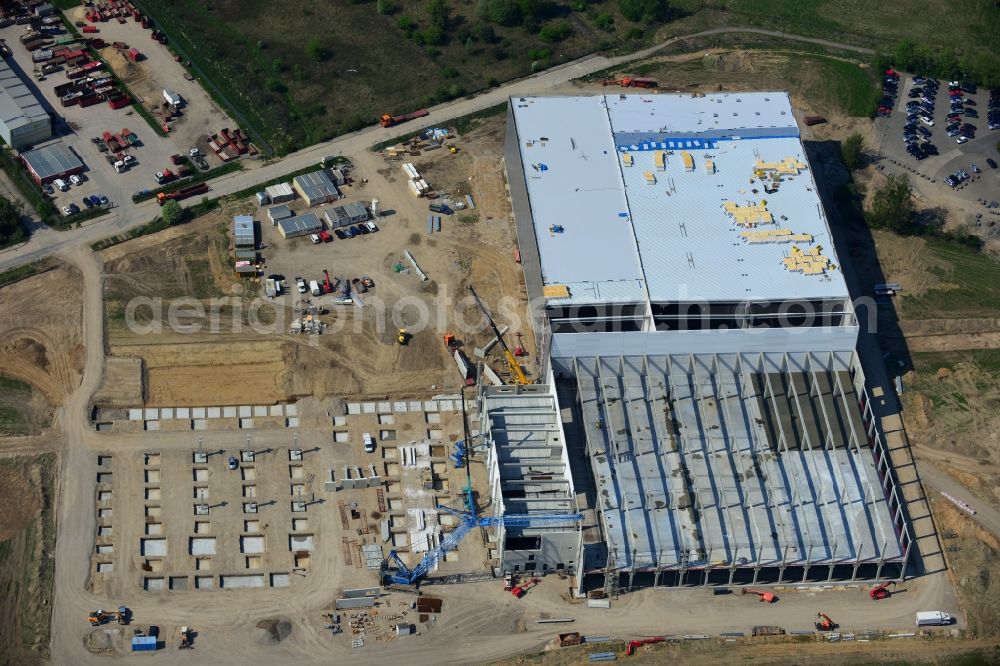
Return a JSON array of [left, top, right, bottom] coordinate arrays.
[[0, 262, 84, 405]]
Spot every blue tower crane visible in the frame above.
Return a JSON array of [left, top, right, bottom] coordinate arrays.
[[382, 505, 582, 586]]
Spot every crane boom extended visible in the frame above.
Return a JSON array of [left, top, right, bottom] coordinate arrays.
[[468, 286, 529, 385], [383, 507, 582, 585]]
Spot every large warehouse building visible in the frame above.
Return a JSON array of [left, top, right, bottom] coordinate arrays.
[[485, 92, 912, 594], [0, 58, 51, 149]]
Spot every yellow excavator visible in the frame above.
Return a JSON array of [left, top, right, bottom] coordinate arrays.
[[89, 606, 129, 626], [397, 328, 409, 345], [468, 286, 528, 385]]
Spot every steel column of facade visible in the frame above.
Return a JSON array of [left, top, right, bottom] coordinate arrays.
[[759, 355, 797, 563], [827, 538, 838, 581]]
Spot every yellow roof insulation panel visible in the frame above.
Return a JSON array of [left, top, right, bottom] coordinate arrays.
[[622, 152, 633, 167], [644, 171, 656, 184], [654, 151, 666, 170], [680, 151, 694, 171], [543, 284, 571, 299]]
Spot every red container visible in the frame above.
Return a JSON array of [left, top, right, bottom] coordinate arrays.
[[82, 26, 98, 34], [109, 96, 131, 110], [79, 95, 100, 108], [128, 47, 140, 62]]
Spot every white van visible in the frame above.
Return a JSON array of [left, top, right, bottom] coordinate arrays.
[[53, 178, 68, 191], [309, 280, 321, 297], [915, 611, 952, 627], [363, 433, 375, 453]]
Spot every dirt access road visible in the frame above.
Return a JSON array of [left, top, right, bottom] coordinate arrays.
[[0, 27, 874, 273]]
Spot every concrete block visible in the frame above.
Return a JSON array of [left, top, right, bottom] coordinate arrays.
[[286, 417, 299, 428], [362, 402, 376, 414], [239, 418, 254, 429], [192, 419, 207, 430], [347, 403, 361, 415], [269, 405, 283, 417], [393, 401, 407, 412], [253, 405, 267, 417], [160, 408, 174, 420], [377, 401, 391, 413], [128, 409, 143, 421], [285, 403, 298, 416], [176, 407, 190, 419], [192, 407, 207, 419], [207, 407, 222, 418], [239, 406, 252, 418], [222, 406, 236, 418], [423, 401, 438, 412], [439, 400, 455, 411], [144, 420, 160, 431], [144, 407, 158, 420], [408, 401, 422, 412]]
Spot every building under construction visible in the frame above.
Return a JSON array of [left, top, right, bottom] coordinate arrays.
[[493, 92, 912, 593]]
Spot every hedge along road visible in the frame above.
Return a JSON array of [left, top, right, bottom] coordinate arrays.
[[0, 27, 875, 273]]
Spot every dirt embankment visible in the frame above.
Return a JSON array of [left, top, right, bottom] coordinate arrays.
[[0, 263, 84, 406]]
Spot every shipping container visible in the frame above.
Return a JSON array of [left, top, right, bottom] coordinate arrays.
[[108, 95, 131, 110], [131, 636, 157, 652]]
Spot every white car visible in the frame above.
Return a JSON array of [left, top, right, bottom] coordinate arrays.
[[53, 178, 68, 191], [69, 174, 82, 186], [295, 277, 307, 293], [310, 233, 321, 244], [123, 155, 136, 165], [61, 205, 73, 215], [363, 432, 376, 453], [189, 147, 201, 157], [920, 117, 934, 126], [956, 136, 969, 144]]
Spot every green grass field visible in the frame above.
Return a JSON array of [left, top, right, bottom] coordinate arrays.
[[900, 238, 1000, 320], [123, 0, 998, 154], [0, 376, 42, 436]]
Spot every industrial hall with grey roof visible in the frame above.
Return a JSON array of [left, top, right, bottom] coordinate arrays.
[[492, 92, 913, 593]]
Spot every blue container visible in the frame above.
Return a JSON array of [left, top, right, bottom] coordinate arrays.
[[131, 636, 157, 652]]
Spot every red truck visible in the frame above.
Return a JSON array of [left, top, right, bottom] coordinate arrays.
[[380, 108, 429, 128], [157, 182, 209, 206]]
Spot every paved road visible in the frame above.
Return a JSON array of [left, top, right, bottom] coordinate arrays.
[[0, 27, 875, 273]]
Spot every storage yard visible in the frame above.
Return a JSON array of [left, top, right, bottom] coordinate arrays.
[[0, 4, 242, 218]]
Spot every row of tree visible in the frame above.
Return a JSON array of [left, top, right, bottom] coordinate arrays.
[[0, 195, 25, 248]]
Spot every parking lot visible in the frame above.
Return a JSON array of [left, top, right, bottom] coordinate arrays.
[[874, 73, 1000, 214], [0, 16, 235, 219]]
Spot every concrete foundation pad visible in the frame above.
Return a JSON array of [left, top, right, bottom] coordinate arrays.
[[195, 576, 214, 589], [190, 537, 217, 555], [253, 405, 267, 417], [141, 539, 167, 556], [160, 408, 174, 420], [286, 417, 299, 427], [207, 407, 222, 418], [221, 575, 265, 588], [393, 401, 408, 412], [362, 402, 376, 413], [423, 401, 438, 412], [222, 406, 237, 418], [128, 409, 143, 421], [285, 403, 298, 416], [176, 407, 191, 419], [192, 407, 207, 419], [347, 403, 361, 415], [144, 420, 160, 431], [271, 573, 290, 588], [144, 408, 158, 420], [241, 536, 266, 553], [269, 405, 283, 416], [408, 401, 423, 412], [239, 406, 252, 417]]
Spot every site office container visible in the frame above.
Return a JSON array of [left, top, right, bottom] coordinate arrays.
[[109, 96, 131, 110]]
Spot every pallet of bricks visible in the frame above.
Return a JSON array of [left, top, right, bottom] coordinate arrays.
[[208, 128, 258, 162]]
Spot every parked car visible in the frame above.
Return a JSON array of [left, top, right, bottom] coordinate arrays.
[[956, 136, 969, 144], [429, 203, 454, 215], [971, 163, 981, 174], [69, 174, 82, 186], [987, 158, 998, 169]]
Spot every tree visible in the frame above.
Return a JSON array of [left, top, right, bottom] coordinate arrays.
[[865, 173, 914, 234], [618, 0, 669, 23], [477, 0, 521, 26], [841, 133, 864, 171], [0, 195, 25, 247], [161, 199, 183, 226]]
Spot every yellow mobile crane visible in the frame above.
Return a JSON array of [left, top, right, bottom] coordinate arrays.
[[468, 286, 529, 385]]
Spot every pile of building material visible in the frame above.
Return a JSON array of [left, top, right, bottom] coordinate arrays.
[[209, 127, 256, 161], [402, 163, 430, 197], [290, 316, 324, 335]]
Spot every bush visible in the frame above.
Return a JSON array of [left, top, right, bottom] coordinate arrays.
[[841, 133, 865, 171], [619, 0, 669, 23], [376, 0, 396, 14], [477, 0, 521, 26], [539, 21, 572, 42], [442, 66, 459, 78], [427, 0, 450, 30], [397, 15, 416, 32], [593, 12, 614, 31], [423, 26, 446, 45], [305, 38, 330, 61], [476, 24, 497, 43]]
